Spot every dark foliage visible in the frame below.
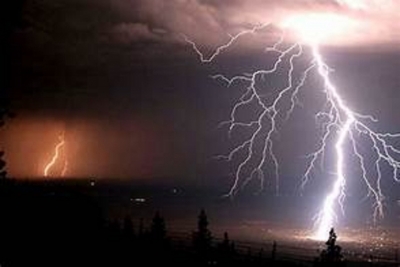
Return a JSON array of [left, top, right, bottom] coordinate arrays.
[[0, 182, 367, 267], [0, 103, 12, 180], [193, 209, 213, 253], [151, 211, 166, 242], [0, 151, 6, 179], [314, 228, 346, 267]]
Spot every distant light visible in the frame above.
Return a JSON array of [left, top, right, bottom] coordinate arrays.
[[90, 180, 96, 187], [131, 198, 146, 203], [172, 188, 178, 194]]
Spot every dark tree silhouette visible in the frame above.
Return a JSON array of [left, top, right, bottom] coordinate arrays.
[[150, 211, 166, 242], [0, 101, 14, 180], [0, 99, 15, 127], [317, 227, 344, 266], [193, 209, 213, 253], [123, 215, 134, 237], [219, 232, 230, 252], [216, 232, 236, 266], [138, 218, 145, 238], [0, 151, 6, 179], [218, 232, 236, 256], [271, 240, 277, 261], [0, 108, 7, 127], [0, 106, 9, 179], [105, 219, 121, 245]]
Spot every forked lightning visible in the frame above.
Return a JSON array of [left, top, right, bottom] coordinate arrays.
[[186, 22, 400, 240]]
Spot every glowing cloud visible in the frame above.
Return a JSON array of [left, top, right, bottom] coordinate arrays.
[[281, 13, 358, 45]]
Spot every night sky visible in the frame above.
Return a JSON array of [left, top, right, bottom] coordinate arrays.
[[1, 0, 400, 200]]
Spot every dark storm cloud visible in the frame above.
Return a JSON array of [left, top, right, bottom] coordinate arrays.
[[13, 0, 400, 72], [110, 22, 165, 44], [106, 0, 400, 47], [8, 0, 398, 120], [4, 0, 400, 180], [5, 0, 226, 179]]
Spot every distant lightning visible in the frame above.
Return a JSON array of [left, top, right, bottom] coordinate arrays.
[[186, 19, 400, 240], [44, 132, 68, 177], [61, 160, 69, 177]]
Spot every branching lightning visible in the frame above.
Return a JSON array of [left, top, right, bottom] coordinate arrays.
[[44, 131, 68, 178], [186, 22, 400, 240]]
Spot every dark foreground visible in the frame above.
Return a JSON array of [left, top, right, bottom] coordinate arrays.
[[0, 179, 397, 267]]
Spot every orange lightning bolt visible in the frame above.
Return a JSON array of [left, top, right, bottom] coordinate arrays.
[[44, 132, 67, 177]]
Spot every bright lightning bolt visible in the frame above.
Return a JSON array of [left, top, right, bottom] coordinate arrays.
[[311, 44, 356, 240], [44, 132, 68, 178], [186, 16, 400, 241]]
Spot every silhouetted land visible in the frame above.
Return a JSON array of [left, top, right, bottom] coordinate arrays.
[[0, 179, 398, 267]]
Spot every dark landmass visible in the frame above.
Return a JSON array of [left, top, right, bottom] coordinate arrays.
[[0, 179, 398, 267]]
